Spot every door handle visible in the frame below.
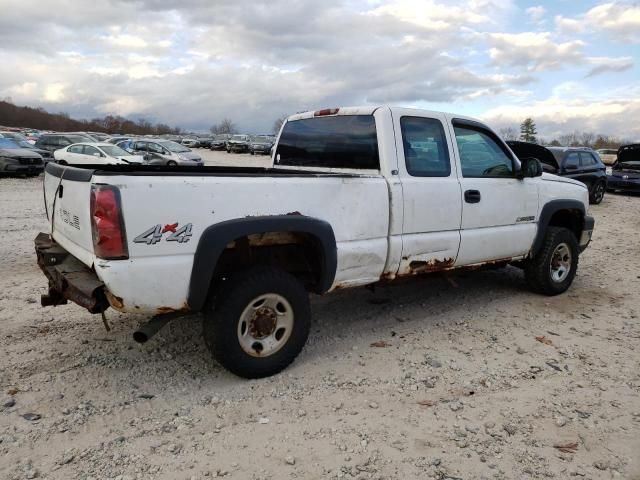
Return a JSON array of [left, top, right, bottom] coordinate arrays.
[[464, 189, 481, 203]]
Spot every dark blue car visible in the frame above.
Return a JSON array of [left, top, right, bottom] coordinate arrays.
[[607, 144, 640, 194]]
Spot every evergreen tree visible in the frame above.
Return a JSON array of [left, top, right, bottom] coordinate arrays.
[[519, 118, 538, 143]]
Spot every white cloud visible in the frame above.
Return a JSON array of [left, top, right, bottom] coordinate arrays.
[[526, 6, 546, 24], [482, 85, 640, 140], [556, 2, 640, 42]]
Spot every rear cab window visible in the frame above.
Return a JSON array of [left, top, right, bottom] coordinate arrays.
[[275, 115, 379, 170], [400, 116, 450, 176]]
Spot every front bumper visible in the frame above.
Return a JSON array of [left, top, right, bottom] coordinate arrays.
[[579, 215, 594, 252], [228, 144, 249, 152], [35, 232, 108, 314], [2, 163, 44, 174]]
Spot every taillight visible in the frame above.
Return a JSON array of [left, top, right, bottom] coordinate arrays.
[[314, 108, 339, 116], [90, 185, 128, 260]]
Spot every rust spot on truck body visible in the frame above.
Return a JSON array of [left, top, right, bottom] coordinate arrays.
[[376, 257, 513, 285], [408, 258, 455, 274], [156, 302, 191, 315]]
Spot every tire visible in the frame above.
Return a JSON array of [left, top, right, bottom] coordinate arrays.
[[250, 151, 255, 155], [203, 266, 311, 378], [167, 160, 178, 166], [589, 180, 606, 204], [524, 227, 579, 296]]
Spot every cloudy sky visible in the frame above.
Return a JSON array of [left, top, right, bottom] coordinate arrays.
[[0, 0, 638, 138]]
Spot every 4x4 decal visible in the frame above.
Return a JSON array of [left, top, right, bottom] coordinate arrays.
[[134, 223, 193, 245]]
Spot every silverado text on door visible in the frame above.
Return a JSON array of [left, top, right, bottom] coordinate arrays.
[[35, 106, 594, 378]]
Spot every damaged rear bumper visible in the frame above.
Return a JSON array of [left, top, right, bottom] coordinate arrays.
[[34, 232, 109, 314]]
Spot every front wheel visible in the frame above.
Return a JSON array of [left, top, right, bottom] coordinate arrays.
[[589, 180, 606, 204], [203, 267, 311, 378], [167, 160, 177, 166], [525, 227, 578, 295]]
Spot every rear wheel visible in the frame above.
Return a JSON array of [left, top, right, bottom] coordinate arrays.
[[589, 180, 606, 204], [525, 227, 578, 295], [167, 160, 177, 166], [203, 267, 311, 378]]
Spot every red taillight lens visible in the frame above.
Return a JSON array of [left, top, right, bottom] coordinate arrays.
[[314, 108, 339, 117], [90, 185, 128, 259]]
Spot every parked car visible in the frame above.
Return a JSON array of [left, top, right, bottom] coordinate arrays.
[[106, 136, 134, 145], [606, 144, 640, 194], [596, 148, 618, 166], [35, 133, 96, 153], [53, 143, 144, 166], [249, 135, 274, 155], [181, 138, 201, 148], [128, 139, 203, 166], [507, 142, 607, 204], [0, 131, 30, 143], [210, 134, 231, 150], [0, 138, 44, 176], [13, 139, 53, 162], [35, 106, 594, 378], [227, 134, 250, 153]]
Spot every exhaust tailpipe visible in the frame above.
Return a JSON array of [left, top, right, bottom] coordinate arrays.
[[133, 314, 174, 343]]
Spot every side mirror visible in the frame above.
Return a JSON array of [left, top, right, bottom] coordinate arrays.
[[93, 152, 100, 157], [518, 157, 543, 178]]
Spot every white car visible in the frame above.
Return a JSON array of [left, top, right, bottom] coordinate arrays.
[[36, 106, 594, 379], [53, 142, 144, 165]]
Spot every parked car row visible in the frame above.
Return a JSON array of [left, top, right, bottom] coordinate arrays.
[[507, 141, 640, 204]]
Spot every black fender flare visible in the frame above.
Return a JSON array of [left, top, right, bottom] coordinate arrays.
[[187, 215, 337, 311], [531, 199, 585, 257]]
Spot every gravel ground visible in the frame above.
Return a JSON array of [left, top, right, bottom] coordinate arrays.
[[1, 171, 639, 480]]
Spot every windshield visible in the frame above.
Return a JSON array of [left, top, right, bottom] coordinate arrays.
[[67, 135, 93, 143], [0, 138, 20, 149], [18, 140, 33, 148], [252, 136, 272, 143], [100, 145, 131, 157], [231, 135, 248, 141], [159, 140, 190, 153]]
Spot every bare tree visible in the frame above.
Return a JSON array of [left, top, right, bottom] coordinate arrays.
[[498, 126, 518, 141], [210, 118, 238, 135], [272, 115, 288, 134], [580, 132, 596, 147]]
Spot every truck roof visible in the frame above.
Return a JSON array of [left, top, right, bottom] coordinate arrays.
[[286, 105, 480, 124]]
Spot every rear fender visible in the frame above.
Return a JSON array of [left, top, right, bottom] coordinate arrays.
[[187, 215, 337, 311]]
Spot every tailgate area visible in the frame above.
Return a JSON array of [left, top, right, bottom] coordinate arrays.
[[35, 232, 109, 313]]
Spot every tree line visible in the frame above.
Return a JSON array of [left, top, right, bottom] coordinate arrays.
[[0, 99, 184, 135], [499, 118, 630, 149]]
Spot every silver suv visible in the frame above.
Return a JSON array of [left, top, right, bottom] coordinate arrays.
[[125, 139, 203, 166]]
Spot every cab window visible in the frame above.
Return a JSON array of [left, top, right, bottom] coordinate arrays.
[[453, 125, 514, 177], [400, 117, 450, 176]]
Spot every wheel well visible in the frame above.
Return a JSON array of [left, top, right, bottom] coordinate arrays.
[[212, 231, 325, 293], [548, 209, 583, 241]]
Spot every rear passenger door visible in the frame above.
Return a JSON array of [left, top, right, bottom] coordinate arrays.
[[393, 109, 462, 275], [448, 118, 538, 265]]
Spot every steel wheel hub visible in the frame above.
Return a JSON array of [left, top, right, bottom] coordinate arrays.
[[550, 243, 572, 283], [238, 294, 294, 357]]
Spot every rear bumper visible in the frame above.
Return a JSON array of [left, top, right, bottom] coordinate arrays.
[[34, 232, 109, 314], [607, 176, 640, 192], [579, 215, 594, 252]]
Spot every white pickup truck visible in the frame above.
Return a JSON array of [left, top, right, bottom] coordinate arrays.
[[35, 106, 594, 378]]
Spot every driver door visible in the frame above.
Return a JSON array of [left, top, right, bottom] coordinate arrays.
[[448, 117, 538, 265]]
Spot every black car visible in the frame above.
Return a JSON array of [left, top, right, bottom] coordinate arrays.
[[13, 139, 53, 162], [0, 138, 44, 176], [210, 134, 231, 150], [35, 133, 95, 153], [507, 141, 607, 204], [607, 144, 640, 194], [249, 135, 274, 155]]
